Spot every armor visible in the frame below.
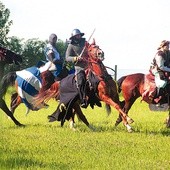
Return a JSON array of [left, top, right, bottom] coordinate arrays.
[[69, 29, 84, 39]]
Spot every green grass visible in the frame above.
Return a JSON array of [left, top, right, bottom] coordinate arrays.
[[0, 94, 170, 170]]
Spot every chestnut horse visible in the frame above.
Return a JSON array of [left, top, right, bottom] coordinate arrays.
[[116, 72, 170, 127], [33, 39, 133, 132]]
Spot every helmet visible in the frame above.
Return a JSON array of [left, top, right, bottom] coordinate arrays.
[[157, 40, 169, 50], [69, 29, 84, 39]]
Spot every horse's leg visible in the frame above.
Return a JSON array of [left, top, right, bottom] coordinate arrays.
[[98, 83, 133, 132], [0, 97, 24, 126], [69, 111, 77, 131], [10, 93, 22, 113], [101, 96, 132, 132], [73, 102, 95, 131], [115, 98, 136, 126]]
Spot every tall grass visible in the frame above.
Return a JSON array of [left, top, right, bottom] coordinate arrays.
[[0, 94, 170, 170]]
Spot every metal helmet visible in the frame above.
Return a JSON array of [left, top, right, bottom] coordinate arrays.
[[69, 29, 84, 39]]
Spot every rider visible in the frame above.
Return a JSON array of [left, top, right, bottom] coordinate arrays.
[[44, 33, 63, 80], [150, 40, 170, 103], [65, 29, 87, 108]]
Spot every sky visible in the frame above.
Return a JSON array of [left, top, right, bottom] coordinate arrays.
[[2, 0, 170, 71]]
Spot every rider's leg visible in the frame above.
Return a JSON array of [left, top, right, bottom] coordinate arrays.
[[76, 70, 87, 108]]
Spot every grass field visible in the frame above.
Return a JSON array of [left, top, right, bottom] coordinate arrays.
[[0, 94, 170, 170]]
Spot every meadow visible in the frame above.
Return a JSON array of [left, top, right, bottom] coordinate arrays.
[[0, 93, 170, 170]]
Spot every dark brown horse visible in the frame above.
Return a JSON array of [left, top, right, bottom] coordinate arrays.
[[33, 39, 133, 132], [116, 72, 170, 127], [0, 46, 23, 126]]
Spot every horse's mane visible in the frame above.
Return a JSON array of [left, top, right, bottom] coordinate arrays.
[[40, 71, 55, 92]]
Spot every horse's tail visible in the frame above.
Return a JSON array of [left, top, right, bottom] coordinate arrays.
[[0, 71, 17, 97], [117, 75, 127, 93], [33, 81, 60, 107]]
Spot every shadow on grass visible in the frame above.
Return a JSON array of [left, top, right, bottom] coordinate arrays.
[[0, 157, 69, 169]]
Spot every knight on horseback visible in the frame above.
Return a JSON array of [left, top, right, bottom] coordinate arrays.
[[44, 33, 64, 81], [65, 29, 88, 108], [150, 40, 170, 103]]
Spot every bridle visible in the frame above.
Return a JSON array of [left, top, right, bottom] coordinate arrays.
[[87, 44, 104, 62]]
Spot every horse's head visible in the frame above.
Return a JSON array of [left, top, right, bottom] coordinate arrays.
[[84, 39, 109, 79], [0, 46, 22, 65], [86, 39, 104, 62], [6, 50, 22, 65]]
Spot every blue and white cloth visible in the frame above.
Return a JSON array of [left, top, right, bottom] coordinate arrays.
[[16, 66, 42, 110]]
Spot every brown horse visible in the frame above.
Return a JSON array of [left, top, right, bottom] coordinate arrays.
[[33, 39, 133, 132], [116, 72, 170, 127]]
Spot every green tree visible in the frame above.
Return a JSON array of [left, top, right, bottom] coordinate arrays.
[[0, 1, 67, 73], [21, 38, 46, 69], [0, 2, 13, 46], [4, 36, 24, 73], [21, 38, 67, 69]]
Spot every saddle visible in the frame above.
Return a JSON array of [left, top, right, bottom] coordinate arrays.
[[141, 73, 156, 103], [142, 72, 170, 104]]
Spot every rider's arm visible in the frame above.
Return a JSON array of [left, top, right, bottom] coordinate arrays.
[[65, 44, 78, 63], [46, 44, 63, 65], [47, 51, 63, 65], [155, 54, 170, 72]]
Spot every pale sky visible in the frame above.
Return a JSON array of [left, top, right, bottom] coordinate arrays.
[[2, 0, 170, 70]]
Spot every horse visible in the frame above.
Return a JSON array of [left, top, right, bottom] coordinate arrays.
[[116, 72, 170, 128], [33, 39, 134, 132], [0, 46, 22, 80], [0, 46, 23, 126], [0, 64, 91, 130]]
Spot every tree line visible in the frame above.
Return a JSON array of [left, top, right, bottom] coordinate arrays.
[[0, 2, 66, 74]]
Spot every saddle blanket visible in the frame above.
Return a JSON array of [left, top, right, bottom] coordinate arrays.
[[16, 66, 42, 110], [142, 73, 156, 103]]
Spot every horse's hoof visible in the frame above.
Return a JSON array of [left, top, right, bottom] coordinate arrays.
[[18, 124, 25, 127], [115, 122, 120, 127], [126, 124, 133, 133], [88, 125, 96, 131], [127, 117, 134, 124], [71, 128, 77, 131], [128, 119, 134, 124], [128, 128, 133, 133]]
